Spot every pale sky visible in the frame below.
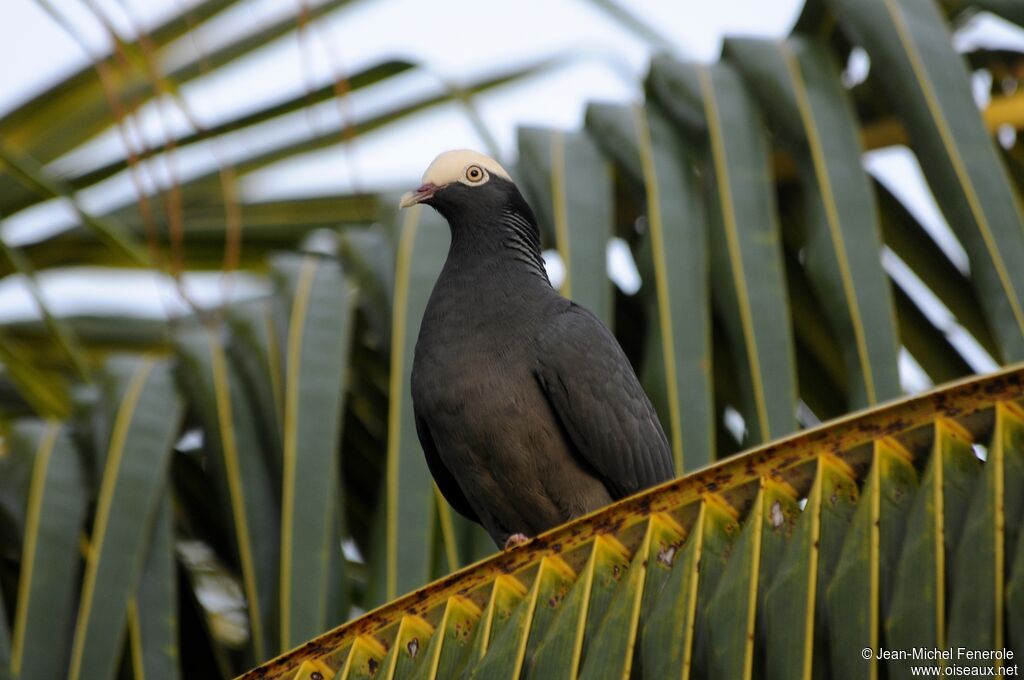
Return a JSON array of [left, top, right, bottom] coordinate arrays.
[[0, 0, 803, 205]]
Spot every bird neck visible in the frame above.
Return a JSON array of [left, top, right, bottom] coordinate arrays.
[[445, 207, 550, 284], [423, 207, 554, 347]]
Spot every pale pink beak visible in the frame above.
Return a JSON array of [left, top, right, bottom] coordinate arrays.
[[399, 183, 439, 209]]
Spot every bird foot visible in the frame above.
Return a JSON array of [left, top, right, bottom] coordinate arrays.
[[503, 533, 529, 550]]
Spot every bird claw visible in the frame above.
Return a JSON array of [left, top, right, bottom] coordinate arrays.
[[503, 533, 529, 550]]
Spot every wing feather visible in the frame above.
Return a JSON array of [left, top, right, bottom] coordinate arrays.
[[414, 412, 480, 523], [535, 303, 675, 498]]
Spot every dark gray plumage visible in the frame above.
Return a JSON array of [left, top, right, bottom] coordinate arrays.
[[402, 150, 674, 548]]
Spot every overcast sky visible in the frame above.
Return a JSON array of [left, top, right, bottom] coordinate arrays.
[[0, 0, 805, 195]]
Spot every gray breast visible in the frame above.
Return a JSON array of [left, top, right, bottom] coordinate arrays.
[[411, 315, 611, 540]]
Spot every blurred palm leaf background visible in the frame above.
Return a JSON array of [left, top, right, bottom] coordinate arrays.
[[0, 0, 1022, 678]]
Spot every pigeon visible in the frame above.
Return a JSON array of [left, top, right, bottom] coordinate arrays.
[[400, 149, 674, 549]]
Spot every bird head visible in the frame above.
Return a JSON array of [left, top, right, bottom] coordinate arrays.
[[399, 150, 544, 271], [399, 149, 518, 221]]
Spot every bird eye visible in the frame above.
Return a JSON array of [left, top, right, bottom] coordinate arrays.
[[465, 165, 485, 183]]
